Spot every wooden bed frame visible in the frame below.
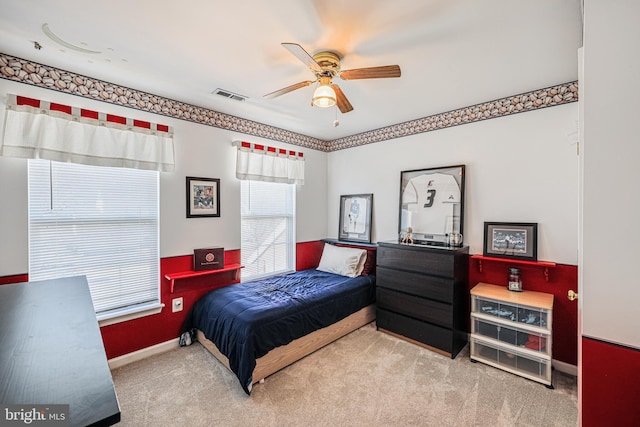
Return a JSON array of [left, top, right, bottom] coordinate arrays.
[[196, 304, 375, 386]]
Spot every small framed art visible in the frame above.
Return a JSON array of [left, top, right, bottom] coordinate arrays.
[[186, 176, 220, 218], [339, 194, 373, 243], [483, 222, 538, 261]]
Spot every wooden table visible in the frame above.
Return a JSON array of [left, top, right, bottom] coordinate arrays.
[[0, 276, 120, 426]]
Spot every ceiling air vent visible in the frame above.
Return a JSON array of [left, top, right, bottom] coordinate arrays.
[[212, 88, 247, 102]]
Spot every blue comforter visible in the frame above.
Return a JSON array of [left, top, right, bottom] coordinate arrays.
[[181, 269, 375, 394]]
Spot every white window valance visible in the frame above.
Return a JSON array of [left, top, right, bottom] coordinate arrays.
[[1, 94, 175, 172], [235, 140, 304, 185]]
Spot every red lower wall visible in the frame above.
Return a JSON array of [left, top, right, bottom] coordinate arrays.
[[0, 242, 577, 366], [100, 249, 241, 359], [0, 273, 28, 285], [100, 241, 324, 359], [102, 242, 326, 358], [0, 243, 324, 360], [468, 257, 578, 366], [581, 337, 640, 426]]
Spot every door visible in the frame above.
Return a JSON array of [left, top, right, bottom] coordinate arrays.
[[579, 4, 640, 425]]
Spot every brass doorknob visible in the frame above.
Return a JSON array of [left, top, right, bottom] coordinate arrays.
[[568, 290, 578, 301]]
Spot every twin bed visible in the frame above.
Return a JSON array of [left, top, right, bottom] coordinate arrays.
[[180, 242, 376, 394]]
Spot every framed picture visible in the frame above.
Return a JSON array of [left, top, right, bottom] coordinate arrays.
[[398, 165, 465, 246], [339, 194, 373, 243], [186, 176, 220, 218], [483, 222, 538, 261]]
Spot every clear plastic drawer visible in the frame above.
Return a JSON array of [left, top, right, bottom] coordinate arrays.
[[470, 337, 551, 385], [472, 296, 549, 329], [472, 317, 551, 355]]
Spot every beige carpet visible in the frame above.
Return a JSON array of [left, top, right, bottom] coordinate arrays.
[[111, 323, 577, 426]]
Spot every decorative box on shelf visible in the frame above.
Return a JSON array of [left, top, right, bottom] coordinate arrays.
[[470, 282, 554, 388], [193, 247, 224, 271]]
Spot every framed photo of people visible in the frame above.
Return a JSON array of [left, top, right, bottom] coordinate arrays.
[[339, 194, 373, 243], [398, 165, 465, 246], [483, 222, 538, 261], [186, 176, 220, 218]]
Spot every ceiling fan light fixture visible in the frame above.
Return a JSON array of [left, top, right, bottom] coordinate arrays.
[[312, 77, 336, 108]]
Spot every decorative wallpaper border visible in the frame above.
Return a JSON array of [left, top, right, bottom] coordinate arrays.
[[1, 53, 577, 153], [331, 82, 578, 151], [0, 54, 328, 151]]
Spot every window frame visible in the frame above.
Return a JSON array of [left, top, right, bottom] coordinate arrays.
[[27, 159, 162, 325]]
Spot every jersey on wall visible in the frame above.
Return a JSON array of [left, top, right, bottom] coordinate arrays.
[[402, 172, 461, 235]]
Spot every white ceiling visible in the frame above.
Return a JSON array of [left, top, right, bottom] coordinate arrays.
[[0, 0, 583, 141]]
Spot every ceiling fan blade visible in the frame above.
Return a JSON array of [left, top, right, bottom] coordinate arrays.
[[264, 80, 314, 99], [340, 65, 401, 80], [331, 84, 353, 113], [282, 42, 323, 73]]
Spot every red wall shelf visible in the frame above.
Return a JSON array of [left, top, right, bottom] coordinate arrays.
[[470, 255, 556, 281], [164, 263, 243, 292]]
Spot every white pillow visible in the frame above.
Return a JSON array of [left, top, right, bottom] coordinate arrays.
[[317, 243, 367, 278], [355, 251, 368, 276]]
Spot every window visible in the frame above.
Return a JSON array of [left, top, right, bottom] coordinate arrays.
[[28, 159, 160, 322], [240, 180, 295, 281]]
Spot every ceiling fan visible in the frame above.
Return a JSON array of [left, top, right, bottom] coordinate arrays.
[[264, 43, 401, 113]]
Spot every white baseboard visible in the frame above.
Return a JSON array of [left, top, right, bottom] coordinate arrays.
[[108, 338, 180, 370], [552, 359, 577, 376]]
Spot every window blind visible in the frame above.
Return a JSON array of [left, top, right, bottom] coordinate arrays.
[[240, 180, 295, 281], [28, 159, 160, 320]]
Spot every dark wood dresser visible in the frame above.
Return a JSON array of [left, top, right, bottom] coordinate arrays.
[[0, 276, 120, 426], [376, 241, 469, 358]]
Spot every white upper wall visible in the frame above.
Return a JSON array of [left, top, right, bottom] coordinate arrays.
[[328, 103, 579, 265], [0, 79, 328, 275], [0, 74, 579, 276]]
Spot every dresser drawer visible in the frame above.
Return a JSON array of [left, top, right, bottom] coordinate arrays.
[[377, 287, 452, 327], [376, 266, 453, 303], [377, 308, 452, 354], [377, 245, 455, 277]]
